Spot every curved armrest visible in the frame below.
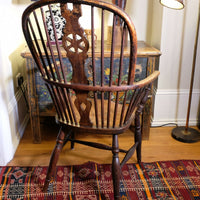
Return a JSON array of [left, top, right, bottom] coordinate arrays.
[[134, 71, 160, 88]]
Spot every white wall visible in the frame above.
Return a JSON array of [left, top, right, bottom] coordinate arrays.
[[152, 0, 200, 126], [126, 0, 151, 41], [0, 0, 30, 165], [125, 0, 200, 126]]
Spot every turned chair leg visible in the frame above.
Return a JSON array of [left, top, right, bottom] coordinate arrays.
[[70, 131, 75, 149], [135, 112, 142, 164], [43, 126, 65, 192], [135, 86, 151, 164], [112, 134, 121, 200]]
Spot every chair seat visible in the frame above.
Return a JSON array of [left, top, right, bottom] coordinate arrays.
[[56, 96, 135, 135]]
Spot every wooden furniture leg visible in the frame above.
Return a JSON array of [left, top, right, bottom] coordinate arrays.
[[43, 127, 65, 192], [142, 57, 156, 140], [29, 96, 41, 143], [70, 132, 75, 149], [142, 98, 152, 140], [112, 134, 121, 200], [135, 86, 151, 163], [135, 111, 142, 163], [26, 58, 41, 143]]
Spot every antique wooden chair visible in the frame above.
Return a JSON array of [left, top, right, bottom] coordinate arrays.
[[22, 0, 159, 199]]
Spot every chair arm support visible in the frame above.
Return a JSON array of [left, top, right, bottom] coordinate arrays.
[[134, 71, 160, 88]]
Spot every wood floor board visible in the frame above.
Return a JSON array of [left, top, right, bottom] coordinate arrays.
[[7, 122, 200, 166]]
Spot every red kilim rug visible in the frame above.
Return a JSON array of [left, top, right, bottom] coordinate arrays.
[[0, 160, 200, 200]]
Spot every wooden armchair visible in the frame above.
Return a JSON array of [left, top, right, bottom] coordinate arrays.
[[22, 0, 159, 199]]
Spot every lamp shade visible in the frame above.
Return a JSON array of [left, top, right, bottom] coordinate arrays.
[[159, 0, 184, 10]]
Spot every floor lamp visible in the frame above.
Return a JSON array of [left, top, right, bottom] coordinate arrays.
[[160, 0, 200, 143]]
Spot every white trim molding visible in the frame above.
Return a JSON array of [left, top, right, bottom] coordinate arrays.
[[0, 82, 29, 165], [8, 82, 29, 138], [152, 89, 200, 127]]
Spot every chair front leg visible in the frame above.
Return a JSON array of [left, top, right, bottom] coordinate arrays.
[[43, 126, 65, 192], [135, 111, 142, 163], [112, 134, 121, 200], [135, 85, 151, 163], [70, 131, 75, 149]]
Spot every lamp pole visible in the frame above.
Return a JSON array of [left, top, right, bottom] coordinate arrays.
[[160, 0, 200, 143], [185, 0, 200, 131]]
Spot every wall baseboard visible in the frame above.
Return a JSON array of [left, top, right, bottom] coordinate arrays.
[[5, 82, 29, 164], [152, 89, 200, 127], [152, 119, 198, 127], [18, 112, 29, 138]]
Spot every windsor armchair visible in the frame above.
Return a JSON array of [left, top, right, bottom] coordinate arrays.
[[22, 0, 159, 199]]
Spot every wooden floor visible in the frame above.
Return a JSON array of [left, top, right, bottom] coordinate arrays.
[[8, 119, 200, 166]]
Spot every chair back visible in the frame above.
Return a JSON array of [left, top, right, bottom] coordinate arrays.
[[22, 0, 154, 134]]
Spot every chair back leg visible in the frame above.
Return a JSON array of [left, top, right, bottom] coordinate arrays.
[[135, 112, 142, 164], [135, 85, 151, 163], [112, 134, 121, 199]]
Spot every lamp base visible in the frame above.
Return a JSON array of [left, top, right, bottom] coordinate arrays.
[[172, 127, 200, 143]]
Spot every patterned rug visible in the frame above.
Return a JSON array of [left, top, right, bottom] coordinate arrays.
[[0, 160, 200, 200]]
